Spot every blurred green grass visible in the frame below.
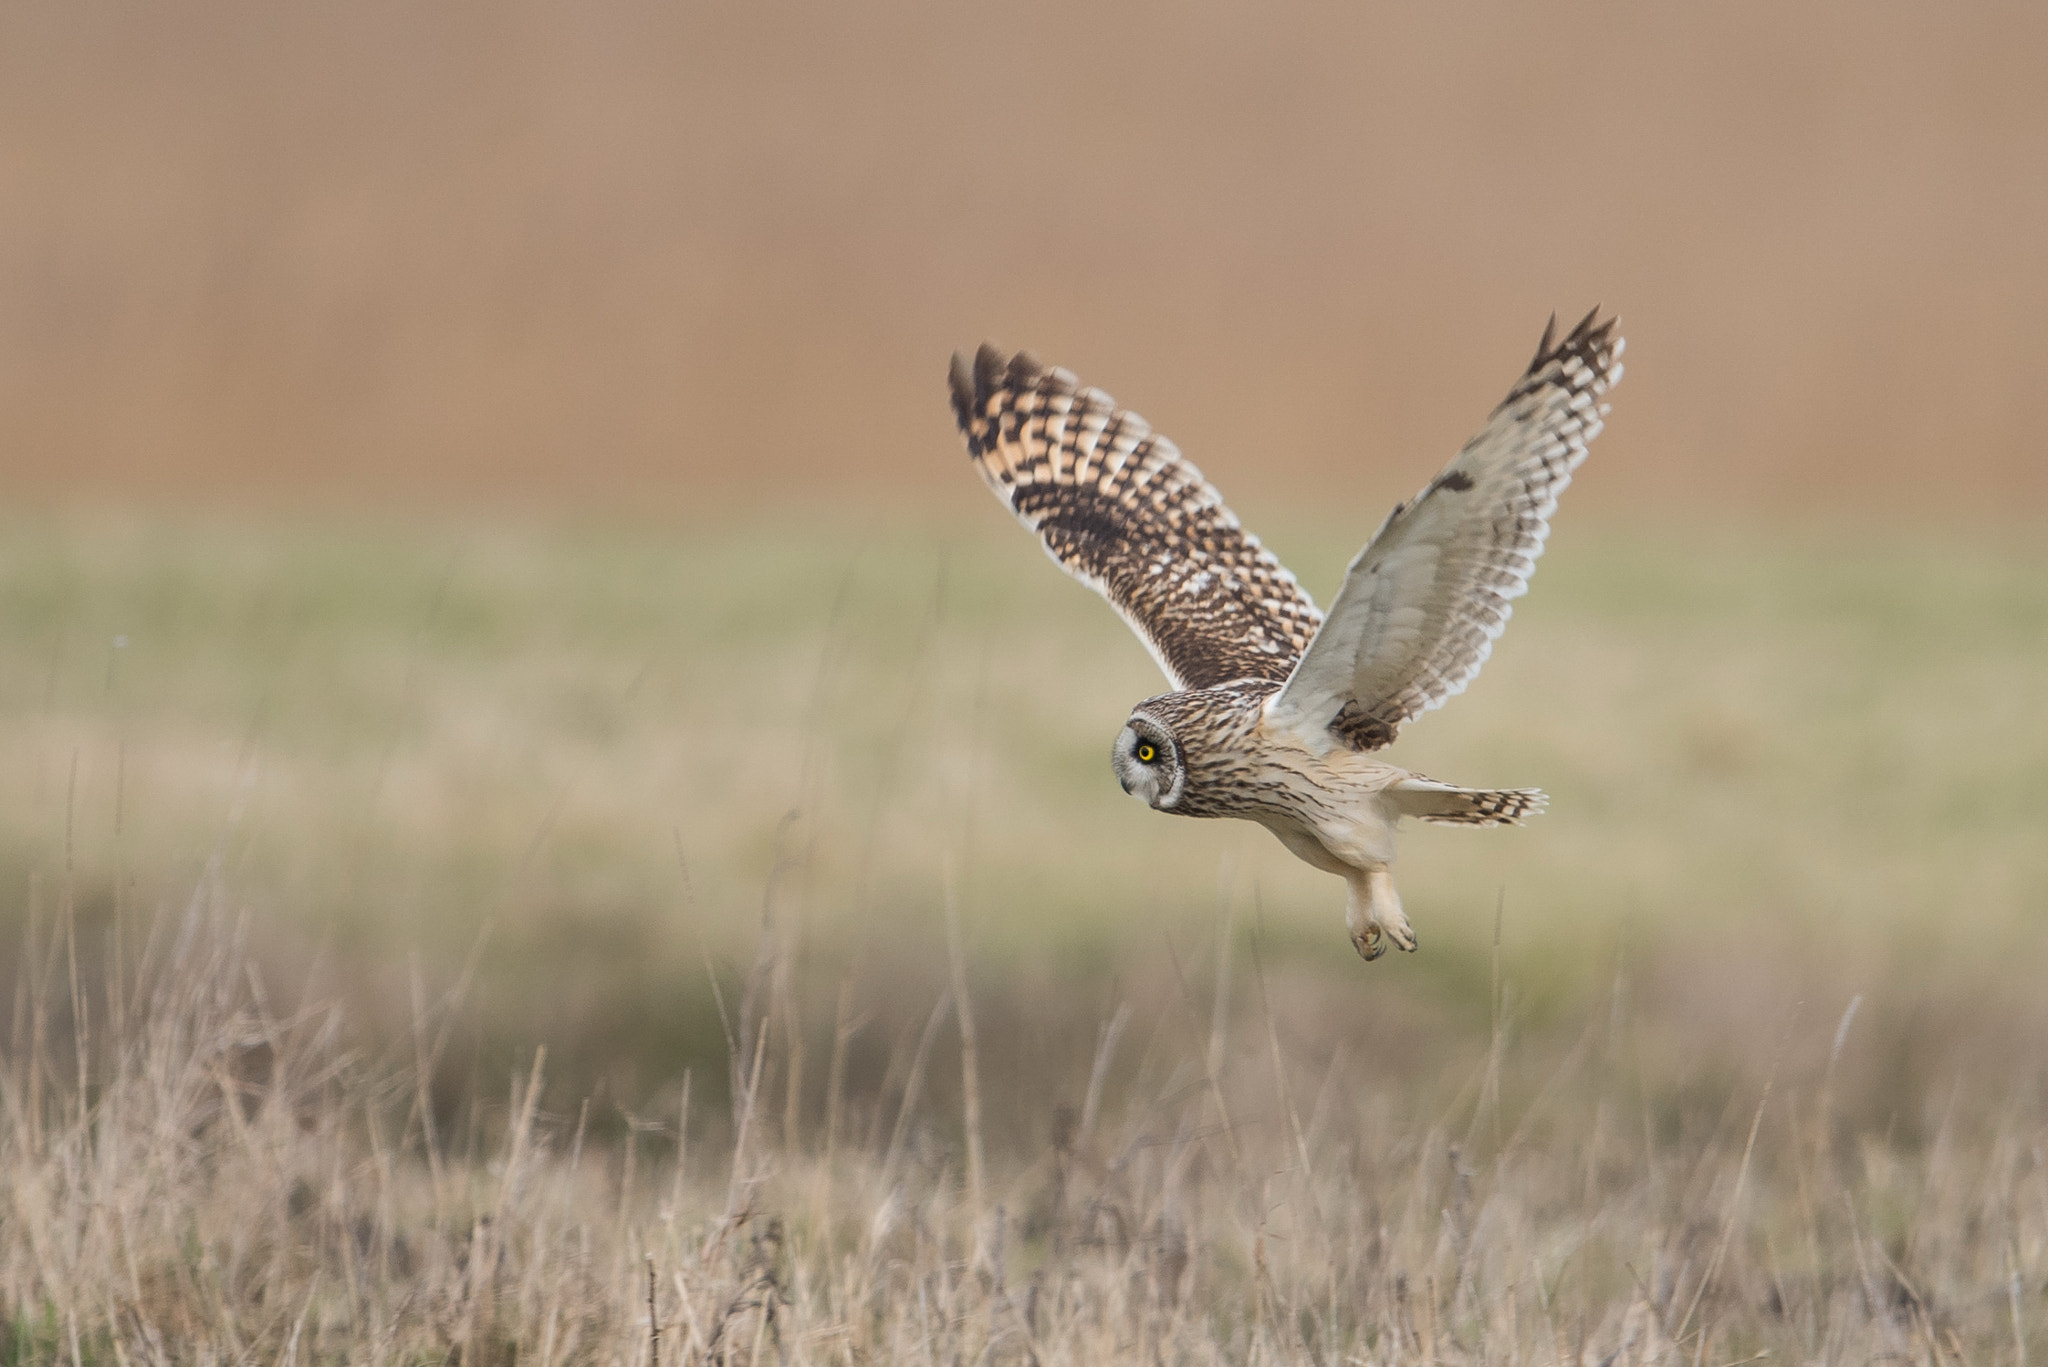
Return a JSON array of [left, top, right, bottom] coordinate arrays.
[[2, 511, 2044, 1122]]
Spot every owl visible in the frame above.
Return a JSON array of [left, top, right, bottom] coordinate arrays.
[[949, 310, 1623, 959]]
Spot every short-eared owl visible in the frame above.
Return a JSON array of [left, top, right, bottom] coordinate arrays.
[[949, 311, 1623, 960]]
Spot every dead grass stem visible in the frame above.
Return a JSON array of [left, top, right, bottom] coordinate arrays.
[[0, 869, 2041, 1364]]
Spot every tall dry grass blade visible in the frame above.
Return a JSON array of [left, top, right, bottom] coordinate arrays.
[[27, 870, 47, 1156], [670, 1069, 692, 1212], [724, 995, 773, 1225], [700, 951, 737, 1072], [405, 954, 446, 1222], [1674, 1061, 1778, 1345], [1206, 856, 1234, 1086], [497, 1046, 547, 1220], [738, 809, 795, 1107], [1814, 990, 1862, 1181], [879, 987, 952, 1197], [2009, 1241, 2029, 1367], [414, 920, 492, 1147], [1459, 891, 1509, 1162], [1299, 1038, 1347, 1151], [1487, 891, 1505, 1154], [1198, 867, 1243, 1170], [942, 857, 984, 1234], [1077, 1002, 1133, 1157], [282, 1271, 318, 1367], [777, 936, 804, 1155], [822, 965, 861, 1166], [1250, 920, 1321, 1228], [63, 750, 89, 1137], [8, 869, 30, 1061], [646, 1254, 660, 1367], [107, 835, 127, 1057]]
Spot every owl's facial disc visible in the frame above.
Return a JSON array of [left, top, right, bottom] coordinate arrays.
[[1112, 716, 1181, 810]]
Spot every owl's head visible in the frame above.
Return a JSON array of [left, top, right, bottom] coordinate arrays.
[[1112, 711, 1185, 810]]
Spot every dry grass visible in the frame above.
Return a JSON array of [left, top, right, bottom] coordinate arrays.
[[4, 868, 2045, 1364], [2, 514, 2046, 1361]]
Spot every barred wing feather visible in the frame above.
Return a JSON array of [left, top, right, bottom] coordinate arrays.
[[1267, 310, 1624, 750], [950, 345, 1323, 690]]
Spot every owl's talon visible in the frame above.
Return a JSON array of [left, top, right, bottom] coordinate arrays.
[[1352, 924, 1385, 962]]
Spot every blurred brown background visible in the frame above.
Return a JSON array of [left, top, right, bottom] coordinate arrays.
[[3, 0, 2042, 514]]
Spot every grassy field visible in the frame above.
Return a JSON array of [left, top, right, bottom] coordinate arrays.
[[2, 512, 2045, 1361]]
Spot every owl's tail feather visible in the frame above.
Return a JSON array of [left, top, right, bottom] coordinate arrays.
[[1390, 779, 1547, 827]]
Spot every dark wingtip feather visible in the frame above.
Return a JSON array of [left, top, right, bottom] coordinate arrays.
[[973, 342, 1007, 398], [1525, 306, 1622, 377], [1529, 313, 1559, 373], [953, 343, 1052, 452], [948, 350, 977, 433], [1497, 307, 1624, 411], [953, 342, 1028, 447], [1003, 348, 1042, 393]]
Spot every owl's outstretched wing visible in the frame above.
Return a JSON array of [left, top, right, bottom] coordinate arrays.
[[950, 344, 1322, 690], [1267, 309, 1624, 750]]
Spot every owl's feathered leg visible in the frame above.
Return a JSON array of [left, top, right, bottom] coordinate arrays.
[[1345, 865, 1416, 962]]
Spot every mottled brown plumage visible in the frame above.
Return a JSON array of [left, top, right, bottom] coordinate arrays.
[[950, 347, 1322, 689], [951, 311, 1623, 959]]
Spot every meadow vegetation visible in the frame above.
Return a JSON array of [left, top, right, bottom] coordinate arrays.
[[1, 513, 2044, 1362]]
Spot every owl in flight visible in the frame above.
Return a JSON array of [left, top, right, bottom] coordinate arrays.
[[949, 310, 1623, 960]]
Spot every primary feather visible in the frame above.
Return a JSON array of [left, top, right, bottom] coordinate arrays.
[[949, 344, 1322, 690], [1267, 309, 1624, 750]]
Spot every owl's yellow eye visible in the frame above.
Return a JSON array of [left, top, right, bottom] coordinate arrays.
[[1135, 742, 1158, 764]]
